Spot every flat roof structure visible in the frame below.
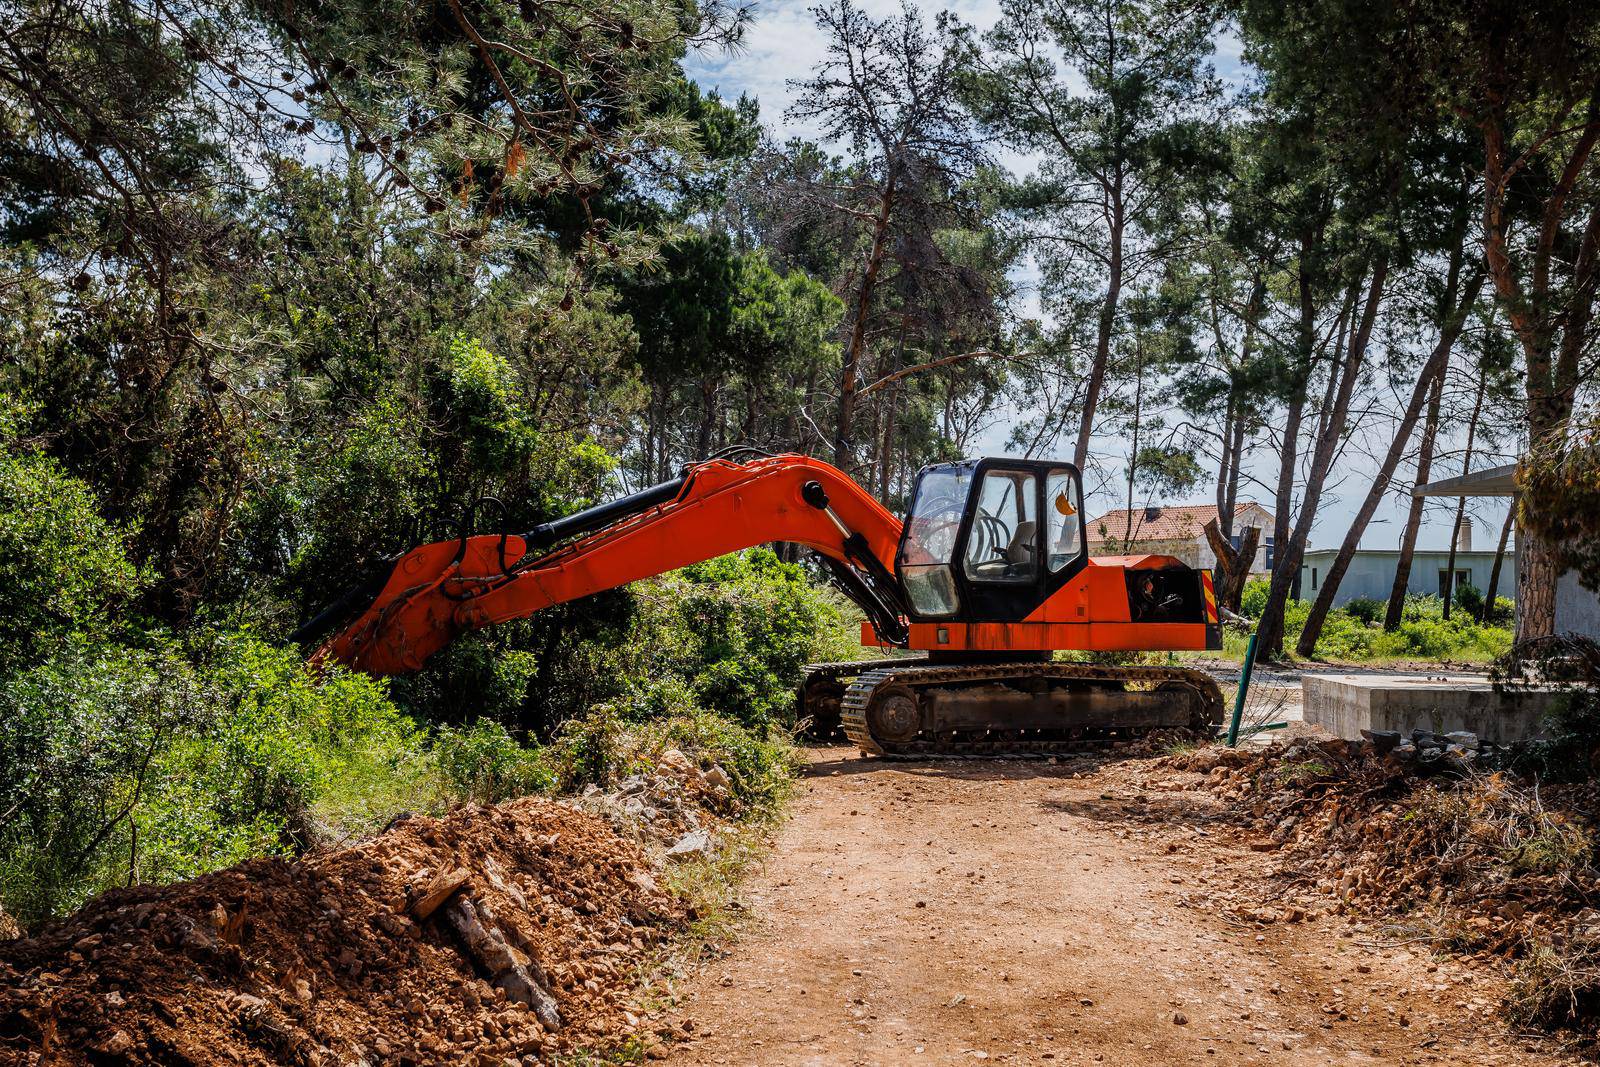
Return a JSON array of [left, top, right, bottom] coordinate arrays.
[[1413, 462, 1517, 497]]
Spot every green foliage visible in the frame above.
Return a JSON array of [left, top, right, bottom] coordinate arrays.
[[1452, 582, 1484, 619], [545, 704, 797, 815], [1131, 445, 1204, 501], [0, 630, 443, 927], [0, 641, 209, 925], [1240, 578, 1271, 618], [548, 703, 633, 794], [433, 719, 557, 803], [0, 442, 147, 672], [1236, 580, 1511, 662], [626, 548, 861, 730], [633, 709, 800, 814], [197, 635, 440, 846], [1343, 596, 1384, 625]]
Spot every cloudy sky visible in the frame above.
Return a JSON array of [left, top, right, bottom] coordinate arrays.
[[683, 1, 1514, 556]]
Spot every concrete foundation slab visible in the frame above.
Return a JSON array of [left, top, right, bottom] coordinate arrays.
[[1302, 674, 1566, 743]]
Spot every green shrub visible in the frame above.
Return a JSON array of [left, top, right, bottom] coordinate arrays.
[[0, 415, 829, 926], [197, 633, 443, 846], [0, 631, 442, 927], [1299, 597, 1511, 663], [1240, 577, 1270, 617], [634, 709, 799, 813], [0, 446, 148, 672], [596, 547, 860, 731], [1344, 596, 1383, 625], [1401, 593, 1443, 622], [545, 702, 798, 813], [1453, 583, 1485, 619], [1231, 575, 1512, 663], [433, 719, 557, 802], [0, 641, 213, 925], [547, 701, 631, 792]]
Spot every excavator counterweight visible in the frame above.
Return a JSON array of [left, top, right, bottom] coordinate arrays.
[[306, 453, 1225, 756]]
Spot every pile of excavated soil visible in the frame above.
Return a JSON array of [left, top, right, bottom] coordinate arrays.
[[0, 797, 685, 1065]]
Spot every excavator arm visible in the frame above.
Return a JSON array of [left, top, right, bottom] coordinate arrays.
[[310, 454, 907, 675]]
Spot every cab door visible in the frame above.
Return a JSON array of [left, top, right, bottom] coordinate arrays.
[[954, 466, 1045, 621]]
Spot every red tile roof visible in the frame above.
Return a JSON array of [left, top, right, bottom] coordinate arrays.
[[1085, 503, 1272, 545]]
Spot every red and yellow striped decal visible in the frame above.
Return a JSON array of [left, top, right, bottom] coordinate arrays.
[[1201, 572, 1219, 624]]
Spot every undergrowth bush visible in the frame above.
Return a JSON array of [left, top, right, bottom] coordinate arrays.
[[433, 719, 557, 803], [579, 547, 861, 732], [545, 704, 798, 815], [0, 414, 823, 929], [1344, 596, 1383, 625], [1236, 579, 1512, 662], [0, 631, 445, 927]]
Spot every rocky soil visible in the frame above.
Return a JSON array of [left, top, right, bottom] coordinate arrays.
[[0, 752, 740, 1066]]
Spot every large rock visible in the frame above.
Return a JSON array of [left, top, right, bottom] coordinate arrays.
[[658, 749, 695, 778], [665, 830, 712, 861]]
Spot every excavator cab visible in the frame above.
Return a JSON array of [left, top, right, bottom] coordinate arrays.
[[896, 459, 1085, 624]]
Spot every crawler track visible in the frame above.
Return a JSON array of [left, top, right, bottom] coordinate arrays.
[[835, 662, 1225, 757], [796, 657, 929, 739]]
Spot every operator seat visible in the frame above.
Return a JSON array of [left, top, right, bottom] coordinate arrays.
[[1005, 520, 1037, 577]]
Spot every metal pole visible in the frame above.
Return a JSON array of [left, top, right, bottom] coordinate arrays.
[[1226, 630, 1260, 748]]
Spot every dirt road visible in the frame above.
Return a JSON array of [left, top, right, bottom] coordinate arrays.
[[661, 748, 1575, 1066]]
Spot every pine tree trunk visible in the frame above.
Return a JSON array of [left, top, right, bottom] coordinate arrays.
[[1294, 268, 1481, 655], [835, 181, 897, 472], [1482, 505, 1515, 623], [694, 378, 716, 460], [1385, 370, 1444, 631], [1442, 372, 1487, 619], [1122, 338, 1145, 546], [1519, 533, 1563, 640], [1072, 188, 1124, 472], [1214, 395, 1236, 537], [1260, 260, 1387, 656]]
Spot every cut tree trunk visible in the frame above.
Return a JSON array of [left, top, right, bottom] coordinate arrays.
[[1259, 260, 1387, 656], [1204, 518, 1259, 613], [444, 894, 562, 1031]]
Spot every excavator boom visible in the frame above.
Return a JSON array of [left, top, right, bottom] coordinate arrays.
[[315, 455, 905, 675]]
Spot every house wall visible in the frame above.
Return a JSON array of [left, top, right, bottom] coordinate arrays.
[[1555, 570, 1600, 639], [1298, 549, 1517, 607], [1089, 536, 1200, 568]]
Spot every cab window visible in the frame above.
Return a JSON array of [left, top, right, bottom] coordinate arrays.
[[898, 464, 973, 617], [1045, 469, 1083, 572], [963, 470, 1038, 583]]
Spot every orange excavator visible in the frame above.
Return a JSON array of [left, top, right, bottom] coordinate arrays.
[[299, 450, 1225, 756]]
